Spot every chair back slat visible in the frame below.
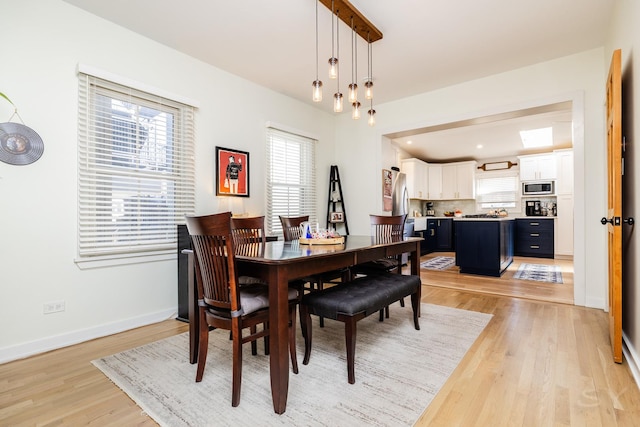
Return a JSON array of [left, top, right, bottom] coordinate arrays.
[[231, 216, 267, 257], [369, 214, 407, 243], [279, 215, 309, 241], [186, 212, 240, 311]]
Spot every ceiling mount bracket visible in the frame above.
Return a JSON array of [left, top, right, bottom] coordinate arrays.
[[319, 0, 383, 42]]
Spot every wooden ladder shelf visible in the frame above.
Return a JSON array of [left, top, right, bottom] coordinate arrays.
[[326, 165, 349, 235]]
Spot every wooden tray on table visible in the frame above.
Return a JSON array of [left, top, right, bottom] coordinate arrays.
[[299, 236, 345, 245]]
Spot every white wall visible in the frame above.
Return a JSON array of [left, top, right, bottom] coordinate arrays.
[[0, 0, 616, 363], [0, 0, 335, 362], [335, 49, 608, 310]]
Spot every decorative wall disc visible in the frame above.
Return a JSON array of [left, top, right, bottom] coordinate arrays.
[[0, 122, 44, 165]]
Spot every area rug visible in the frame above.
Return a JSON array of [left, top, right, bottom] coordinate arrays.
[[92, 303, 492, 427], [421, 256, 456, 271], [513, 263, 563, 284]]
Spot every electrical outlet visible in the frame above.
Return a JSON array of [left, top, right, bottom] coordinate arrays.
[[43, 300, 66, 314]]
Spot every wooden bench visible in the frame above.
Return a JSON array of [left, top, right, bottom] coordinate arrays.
[[299, 273, 421, 384]]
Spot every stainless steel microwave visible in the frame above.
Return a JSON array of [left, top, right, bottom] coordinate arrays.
[[522, 181, 554, 196]]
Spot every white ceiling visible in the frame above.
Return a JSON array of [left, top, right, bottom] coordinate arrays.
[[62, 0, 612, 161]]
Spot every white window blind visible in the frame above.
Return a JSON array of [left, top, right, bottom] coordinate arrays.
[[265, 127, 317, 236], [77, 73, 195, 258], [476, 172, 519, 209]]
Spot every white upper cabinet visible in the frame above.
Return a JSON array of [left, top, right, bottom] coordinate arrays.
[[555, 149, 574, 195], [400, 158, 429, 199], [518, 153, 557, 181], [440, 161, 476, 199], [427, 164, 442, 199]]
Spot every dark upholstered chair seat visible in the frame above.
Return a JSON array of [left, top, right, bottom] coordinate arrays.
[[301, 273, 420, 319]]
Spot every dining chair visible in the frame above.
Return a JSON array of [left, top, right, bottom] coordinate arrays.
[[186, 212, 299, 407], [352, 214, 407, 275], [351, 214, 408, 318], [231, 216, 268, 286], [279, 215, 349, 327]]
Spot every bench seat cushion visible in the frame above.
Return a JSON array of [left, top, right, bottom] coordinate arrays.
[[301, 273, 421, 319]]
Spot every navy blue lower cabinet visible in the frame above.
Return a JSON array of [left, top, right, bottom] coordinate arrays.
[[454, 219, 514, 277], [515, 218, 554, 258]]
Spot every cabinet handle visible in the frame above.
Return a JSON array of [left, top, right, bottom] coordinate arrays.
[[530, 245, 540, 249], [530, 233, 540, 237], [530, 222, 539, 226]]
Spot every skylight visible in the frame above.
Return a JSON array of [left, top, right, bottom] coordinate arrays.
[[519, 127, 553, 148]]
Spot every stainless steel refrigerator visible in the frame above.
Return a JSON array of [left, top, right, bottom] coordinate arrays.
[[390, 167, 413, 264], [391, 168, 409, 217]]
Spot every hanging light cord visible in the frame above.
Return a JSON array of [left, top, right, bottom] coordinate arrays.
[[336, 10, 340, 90], [351, 18, 355, 85], [354, 25, 358, 86], [315, 0, 319, 80], [331, 0, 335, 59]]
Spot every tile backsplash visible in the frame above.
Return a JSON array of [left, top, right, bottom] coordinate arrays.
[[408, 199, 476, 217], [408, 197, 558, 217]]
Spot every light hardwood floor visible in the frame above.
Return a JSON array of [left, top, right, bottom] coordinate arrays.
[[418, 251, 575, 305], [1, 264, 639, 426]]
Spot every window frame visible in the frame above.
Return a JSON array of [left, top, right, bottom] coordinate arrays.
[[475, 169, 521, 214], [76, 66, 196, 268], [265, 124, 318, 237]]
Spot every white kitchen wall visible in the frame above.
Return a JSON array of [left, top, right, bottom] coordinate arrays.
[[334, 48, 606, 310], [0, 0, 336, 362]]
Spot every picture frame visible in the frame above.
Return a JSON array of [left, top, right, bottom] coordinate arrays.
[[216, 146, 249, 197], [329, 211, 344, 223]]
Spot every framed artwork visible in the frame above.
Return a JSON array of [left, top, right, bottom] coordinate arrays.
[[382, 169, 393, 212], [330, 211, 344, 223], [216, 146, 249, 197]]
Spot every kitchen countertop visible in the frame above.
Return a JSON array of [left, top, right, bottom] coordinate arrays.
[[410, 215, 556, 220], [453, 217, 514, 221]]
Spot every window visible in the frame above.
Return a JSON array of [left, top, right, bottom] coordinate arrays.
[[77, 72, 195, 261], [265, 126, 317, 236], [475, 171, 520, 211]]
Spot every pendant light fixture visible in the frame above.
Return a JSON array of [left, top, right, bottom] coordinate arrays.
[[333, 9, 343, 112], [365, 32, 374, 100], [312, 0, 323, 102], [314, 0, 382, 119], [328, 0, 338, 79], [348, 17, 358, 105], [352, 101, 361, 119], [367, 100, 376, 126]]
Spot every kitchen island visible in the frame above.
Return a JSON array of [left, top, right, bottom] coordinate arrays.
[[454, 217, 514, 277]]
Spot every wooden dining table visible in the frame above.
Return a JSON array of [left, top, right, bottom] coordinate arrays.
[[186, 234, 422, 414]]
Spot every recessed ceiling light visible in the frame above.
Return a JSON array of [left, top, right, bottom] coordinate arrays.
[[520, 127, 553, 148], [406, 140, 413, 144], [476, 144, 483, 149]]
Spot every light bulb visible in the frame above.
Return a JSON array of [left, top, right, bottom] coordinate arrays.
[[348, 83, 358, 104], [364, 80, 373, 100], [367, 108, 376, 126], [312, 80, 323, 102], [352, 101, 361, 120], [328, 58, 338, 79], [333, 92, 343, 113]]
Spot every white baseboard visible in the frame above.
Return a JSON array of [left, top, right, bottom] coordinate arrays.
[[585, 297, 606, 310], [0, 308, 178, 364], [623, 331, 640, 392]]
